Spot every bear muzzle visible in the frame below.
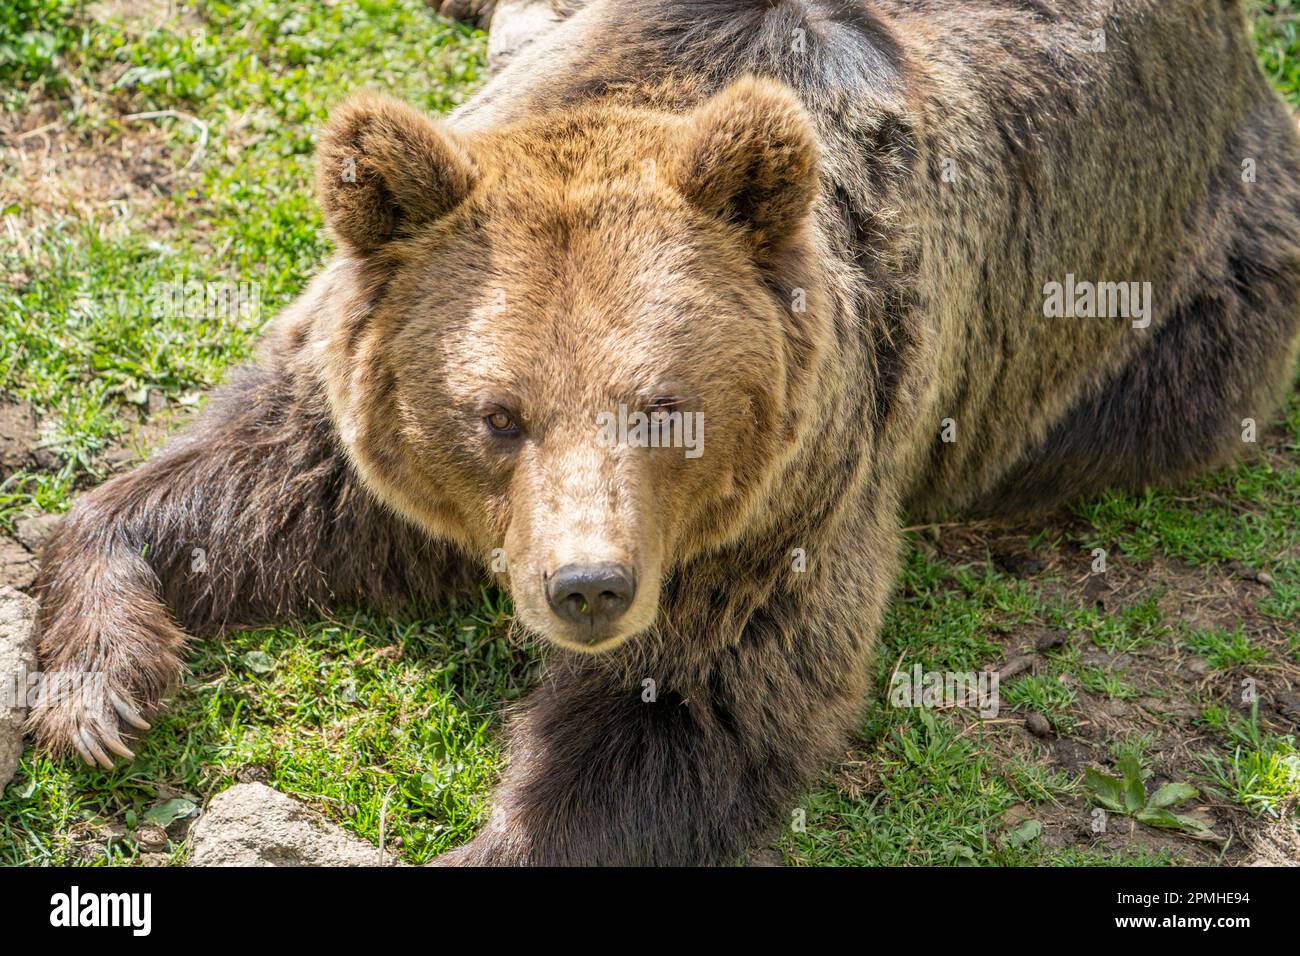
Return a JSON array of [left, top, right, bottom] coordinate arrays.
[[543, 561, 637, 646]]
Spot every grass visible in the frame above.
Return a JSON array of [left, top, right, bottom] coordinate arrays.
[[1201, 703, 1300, 819], [1183, 625, 1275, 670], [0, 0, 85, 97], [1, 0, 1298, 866], [1068, 598, 1168, 656], [1078, 665, 1139, 702]]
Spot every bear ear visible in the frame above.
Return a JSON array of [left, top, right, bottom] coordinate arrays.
[[673, 76, 819, 262], [316, 92, 477, 256]]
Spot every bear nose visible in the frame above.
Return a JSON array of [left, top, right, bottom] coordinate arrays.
[[546, 562, 636, 630]]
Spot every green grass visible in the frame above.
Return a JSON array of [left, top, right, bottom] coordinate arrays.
[[1, 0, 1298, 866], [0, 0, 86, 96], [785, 709, 1038, 867], [1201, 703, 1299, 819], [1183, 625, 1275, 670], [1067, 598, 1169, 655], [1003, 672, 1079, 732], [1, 597, 537, 865], [1078, 665, 1139, 701]]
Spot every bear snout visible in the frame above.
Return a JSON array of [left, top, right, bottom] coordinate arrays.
[[544, 561, 637, 642]]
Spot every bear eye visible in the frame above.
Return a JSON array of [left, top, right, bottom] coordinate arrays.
[[484, 408, 521, 436], [647, 396, 683, 420]]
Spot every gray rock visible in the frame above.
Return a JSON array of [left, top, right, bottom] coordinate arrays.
[[0, 538, 37, 590], [1025, 712, 1053, 738], [13, 513, 59, 553], [188, 783, 403, 867], [0, 586, 38, 792]]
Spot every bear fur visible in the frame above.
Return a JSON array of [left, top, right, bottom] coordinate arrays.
[[29, 0, 1300, 864]]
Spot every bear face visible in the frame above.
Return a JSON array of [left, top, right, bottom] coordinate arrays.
[[313, 79, 824, 652]]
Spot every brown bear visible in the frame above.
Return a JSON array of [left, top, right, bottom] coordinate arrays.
[[29, 0, 1300, 865]]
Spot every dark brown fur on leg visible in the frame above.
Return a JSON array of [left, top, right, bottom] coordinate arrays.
[[435, 631, 868, 866], [30, 364, 475, 765]]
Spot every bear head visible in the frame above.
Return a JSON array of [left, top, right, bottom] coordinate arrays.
[[313, 77, 826, 652]]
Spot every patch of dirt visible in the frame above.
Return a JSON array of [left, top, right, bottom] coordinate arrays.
[[0, 95, 185, 248], [904, 520, 1300, 865], [0, 0, 231, 258], [0, 396, 58, 479]]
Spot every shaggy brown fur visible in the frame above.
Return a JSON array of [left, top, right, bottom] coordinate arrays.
[[31, 0, 1300, 864]]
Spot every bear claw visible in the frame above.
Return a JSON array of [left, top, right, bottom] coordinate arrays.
[[111, 691, 152, 731], [77, 727, 115, 769], [72, 717, 137, 768], [35, 684, 149, 769]]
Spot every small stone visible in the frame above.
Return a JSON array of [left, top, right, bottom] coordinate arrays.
[[0, 586, 38, 792], [1025, 712, 1053, 738], [1226, 561, 1274, 585], [187, 783, 403, 867], [136, 822, 168, 852], [998, 655, 1036, 681]]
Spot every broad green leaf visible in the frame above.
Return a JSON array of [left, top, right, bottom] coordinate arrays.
[[1135, 807, 1221, 842], [1005, 818, 1042, 848], [143, 798, 197, 828], [1083, 768, 1128, 812], [1148, 782, 1198, 809], [243, 650, 275, 674], [1118, 752, 1146, 812]]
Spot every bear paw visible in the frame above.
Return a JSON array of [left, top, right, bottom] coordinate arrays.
[[28, 677, 153, 769]]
